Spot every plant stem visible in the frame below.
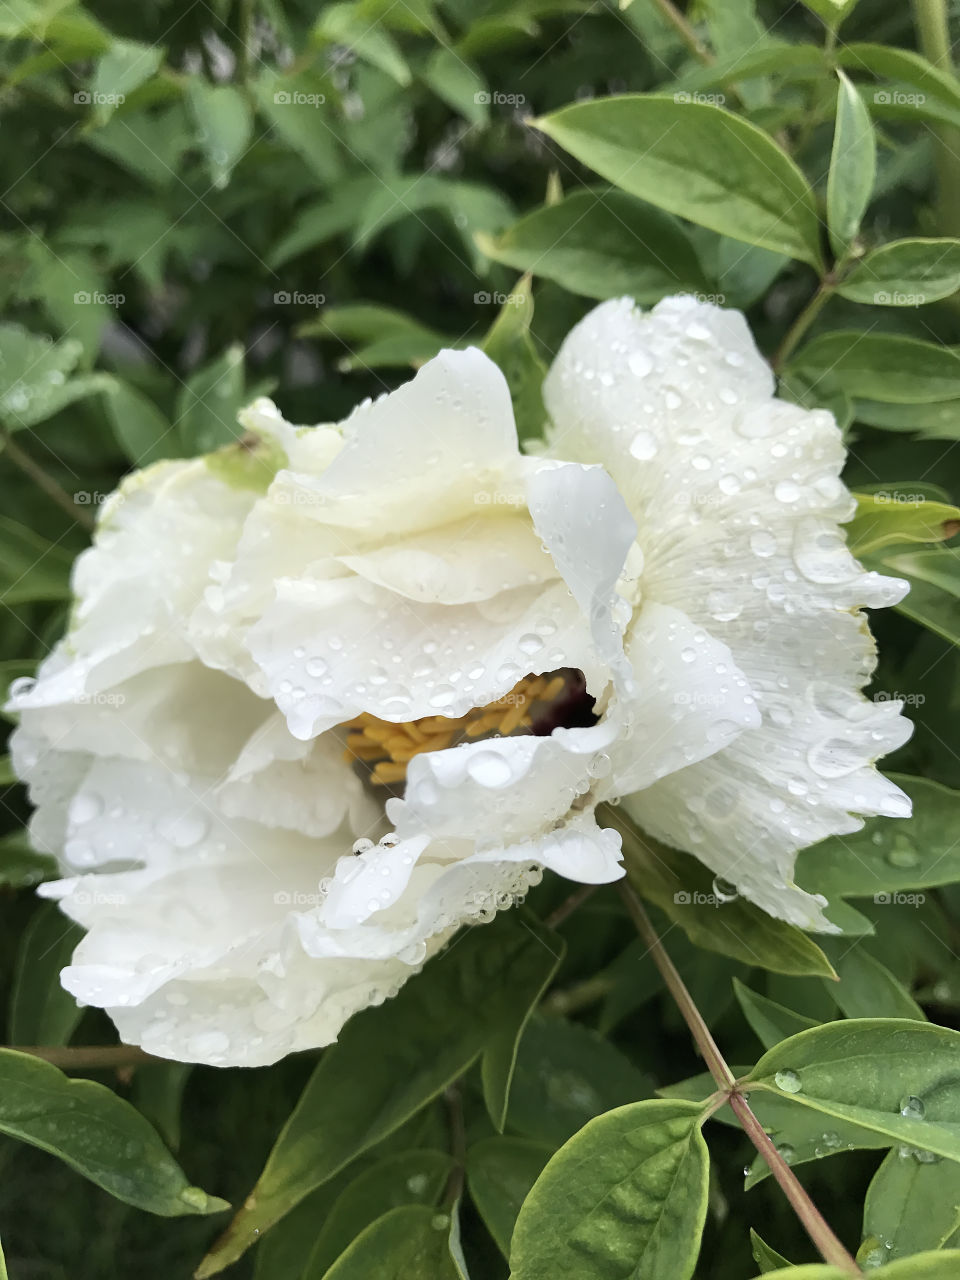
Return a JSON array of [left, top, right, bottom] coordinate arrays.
[[1, 431, 94, 531], [544, 883, 597, 929], [442, 1083, 466, 1209], [542, 972, 614, 1017], [9, 1044, 156, 1068], [772, 282, 835, 372], [616, 881, 860, 1277], [913, 0, 960, 237], [649, 0, 712, 64]]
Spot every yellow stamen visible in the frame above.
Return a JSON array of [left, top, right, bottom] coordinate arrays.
[[341, 672, 568, 785]]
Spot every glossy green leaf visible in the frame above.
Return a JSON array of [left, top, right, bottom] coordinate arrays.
[[510, 1100, 709, 1280], [481, 914, 563, 1131], [838, 44, 960, 120], [478, 189, 707, 302], [0, 516, 73, 604], [421, 47, 487, 126], [733, 979, 819, 1051], [750, 1228, 792, 1272], [321, 1204, 460, 1279], [856, 398, 960, 437], [465, 1137, 552, 1257], [0, 1048, 227, 1215], [746, 1020, 960, 1162], [314, 4, 411, 86], [846, 491, 960, 554], [534, 95, 822, 267], [9, 902, 83, 1045], [827, 71, 875, 258], [797, 774, 960, 900], [822, 945, 925, 1021], [617, 813, 836, 978], [838, 238, 960, 304], [791, 332, 960, 403], [176, 345, 245, 455], [481, 279, 546, 441], [763, 1253, 960, 1279], [0, 324, 107, 430], [859, 1147, 960, 1266], [299, 303, 457, 371], [197, 913, 559, 1276], [506, 1014, 653, 1146], [90, 39, 163, 121], [187, 83, 252, 188], [303, 1151, 453, 1277], [102, 380, 182, 466]]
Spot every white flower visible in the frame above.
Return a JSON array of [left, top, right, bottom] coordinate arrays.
[[7, 297, 911, 1067]]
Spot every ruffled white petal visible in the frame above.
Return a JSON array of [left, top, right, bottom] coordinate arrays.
[[544, 295, 912, 926]]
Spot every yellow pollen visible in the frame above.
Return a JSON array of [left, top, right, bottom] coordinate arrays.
[[342, 673, 564, 786]]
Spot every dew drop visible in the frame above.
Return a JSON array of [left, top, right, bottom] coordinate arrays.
[[775, 1068, 802, 1094]]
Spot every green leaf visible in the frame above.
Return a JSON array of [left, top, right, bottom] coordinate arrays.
[[618, 817, 836, 978], [481, 914, 563, 1132], [9, 902, 83, 1045], [838, 44, 960, 122], [320, 1204, 460, 1279], [299, 303, 455, 371], [880, 552, 960, 646], [797, 775, 960, 900], [746, 1019, 960, 1162], [253, 71, 340, 182], [855, 399, 960, 439], [506, 1015, 653, 1146], [802, 0, 859, 30], [733, 979, 819, 1051], [131, 1062, 192, 1152], [823, 945, 925, 1021], [477, 189, 707, 302], [846, 490, 960, 554], [534, 95, 822, 268], [510, 1100, 710, 1280], [790, 332, 960, 403], [314, 4, 411, 86], [481, 279, 547, 441], [176, 345, 245, 455], [859, 1148, 960, 1267], [101, 380, 181, 466], [0, 1048, 227, 1216], [0, 323, 106, 429], [421, 47, 488, 126], [197, 913, 560, 1276], [0, 831, 56, 888], [0, 516, 73, 604], [90, 39, 163, 121], [303, 1151, 453, 1277], [750, 1228, 792, 1273], [827, 71, 876, 259], [765, 1253, 960, 1279], [187, 83, 253, 188], [466, 1137, 553, 1257], [838, 238, 960, 305]]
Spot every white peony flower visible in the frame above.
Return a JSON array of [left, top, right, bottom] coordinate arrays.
[[7, 296, 911, 1067]]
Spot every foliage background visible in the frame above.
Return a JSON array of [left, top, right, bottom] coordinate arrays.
[[3, 0, 960, 1277]]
